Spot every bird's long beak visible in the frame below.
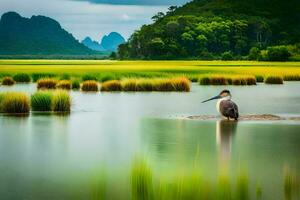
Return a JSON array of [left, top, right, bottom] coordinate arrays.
[[202, 95, 221, 103]]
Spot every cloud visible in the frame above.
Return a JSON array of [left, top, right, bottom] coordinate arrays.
[[71, 0, 190, 6], [0, 0, 168, 41]]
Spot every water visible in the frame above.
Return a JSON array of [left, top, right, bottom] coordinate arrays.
[[0, 83, 300, 199]]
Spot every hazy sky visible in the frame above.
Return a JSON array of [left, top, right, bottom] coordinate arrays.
[[0, 0, 189, 42]]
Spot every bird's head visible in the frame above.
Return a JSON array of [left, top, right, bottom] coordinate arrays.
[[202, 90, 232, 103]]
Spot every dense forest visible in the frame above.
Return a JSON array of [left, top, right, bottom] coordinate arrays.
[[118, 0, 300, 60]]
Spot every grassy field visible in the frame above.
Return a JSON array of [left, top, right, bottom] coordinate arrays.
[[0, 60, 300, 81]]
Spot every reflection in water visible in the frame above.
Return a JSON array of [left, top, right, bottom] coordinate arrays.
[[216, 120, 237, 170]]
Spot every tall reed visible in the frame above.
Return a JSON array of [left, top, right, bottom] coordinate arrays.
[[52, 90, 71, 112], [31, 91, 53, 111], [81, 80, 99, 92], [131, 158, 153, 200], [101, 80, 122, 92], [264, 76, 284, 84], [0, 92, 30, 113], [56, 80, 72, 90], [37, 78, 58, 89]]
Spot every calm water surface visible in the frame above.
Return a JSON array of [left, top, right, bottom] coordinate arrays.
[[0, 83, 299, 199]]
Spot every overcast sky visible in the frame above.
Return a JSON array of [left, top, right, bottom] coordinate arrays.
[[0, 0, 190, 42]]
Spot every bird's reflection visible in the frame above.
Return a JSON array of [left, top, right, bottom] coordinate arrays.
[[216, 120, 237, 169]]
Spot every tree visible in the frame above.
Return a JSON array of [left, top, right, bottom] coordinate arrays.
[[266, 46, 291, 61], [248, 47, 260, 60], [151, 12, 165, 22], [221, 51, 234, 60]]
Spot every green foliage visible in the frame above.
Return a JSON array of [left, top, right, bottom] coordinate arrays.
[[31, 91, 53, 111], [117, 0, 300, 60], [248, 47, 260, 60], [221, 52, 234, 61], [0, 92, 30, 113], [266, 46, 291, 61], [13, 73, 31, 83]]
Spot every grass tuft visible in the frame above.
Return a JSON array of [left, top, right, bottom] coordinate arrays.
[[37, 78, 58, 90], [13, 73, 31, 83], [199, 77, 211, 85], [52, 90, 71, 112], [283, 74, 300, 81], [31, 91, 53, 111], [2, 77, 16, 86], [170, 77, 191, 92], [56, 80, 72, 90], [264, 76, 284, 84], [255, 75, 264, 83], [0, 92, 30, 113], [72, 79, 80, 90], [81, 80, 99, 92], [209, 76, 228, 85], [101, 80, 122, 92]]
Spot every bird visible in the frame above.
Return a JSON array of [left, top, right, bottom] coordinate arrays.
[[202, 90, 239, 120]]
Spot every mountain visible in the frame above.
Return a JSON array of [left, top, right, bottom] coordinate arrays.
[[0, 12, 95, 55], [100, 32, 125, 51], [82, 37, 105, 51], [118, 0, 300, 59]]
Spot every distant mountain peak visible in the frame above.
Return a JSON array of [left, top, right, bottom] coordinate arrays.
[[0, 11, 93, 55], [100, 32, 125, 51], [82, 36, 105, 52]]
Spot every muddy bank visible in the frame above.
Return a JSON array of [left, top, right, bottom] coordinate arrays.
[[185, 114, 300, 121]]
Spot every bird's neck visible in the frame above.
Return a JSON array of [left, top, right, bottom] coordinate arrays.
[[221, 96, 231, 101]]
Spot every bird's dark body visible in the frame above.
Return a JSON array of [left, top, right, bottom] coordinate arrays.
[[220, 100, 239, 120]]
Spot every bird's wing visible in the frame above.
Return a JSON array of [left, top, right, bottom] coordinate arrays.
[[220, 100, 239, 119]]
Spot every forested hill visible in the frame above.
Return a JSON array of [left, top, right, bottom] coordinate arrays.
[[0, 12, 95, 56], [118, 0, 300, 60]]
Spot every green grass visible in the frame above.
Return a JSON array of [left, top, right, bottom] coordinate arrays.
[[37, 78, 58, 90], [32, 73, 56, 82], [0, 60, 300, 83], [0, 92, 30, 113], [51, 90, 71, 112], [31, 90, 71, 112], [264, 76, 284, 84], [72, 79, 80, 90], [31, 91, 53, 111], [13, 73, 31, 83], [81, 80, 99, 92], [82, 74, 98, 81], [1, 77, 15, 86]]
